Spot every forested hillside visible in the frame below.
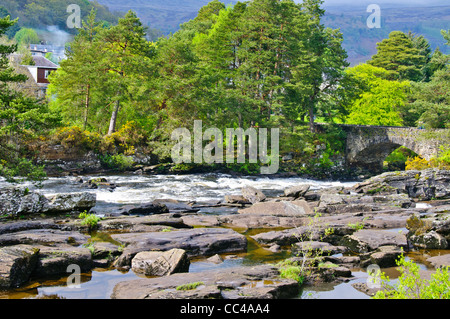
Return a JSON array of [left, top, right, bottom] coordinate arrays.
[[0, 0, 449, 182], [0, 0, 121, 34], [97, 0, 450, 64]]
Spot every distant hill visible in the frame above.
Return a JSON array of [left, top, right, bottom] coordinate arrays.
[[97, 0, 450, 65], [323, 4, 450, 65]]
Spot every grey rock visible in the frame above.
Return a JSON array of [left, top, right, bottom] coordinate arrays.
[[241, 186, 266, 204], [409, 231, 448, 249], [0, 245, 40, 288], [113, 227, 247, 267], [132, 248, 190, 276], [238, 200, 313, 216], [340, 229, 408, 253], [111, 265, 299, 299], [284, 185, 311, 198]]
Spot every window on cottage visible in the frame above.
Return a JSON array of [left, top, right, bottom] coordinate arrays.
[[44, 70, 51, 79]]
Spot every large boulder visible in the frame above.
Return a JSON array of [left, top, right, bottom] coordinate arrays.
[[0, 245, 40, 288], [0, 188, 48, 216], [44, 192, 96, 213], [0, 188, 97, 216], [353, 169, 450, 200], [241, 186, 266, 204], [427, 254, 450, 269], [238, 200, 313, 216], [131, 248, 190, 276], [284, 185, 311, 198], [409, 231, 448, 249], [340, 229, 408, 253]]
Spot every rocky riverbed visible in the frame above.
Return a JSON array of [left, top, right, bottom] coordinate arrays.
[[0, 169, 449, 299]]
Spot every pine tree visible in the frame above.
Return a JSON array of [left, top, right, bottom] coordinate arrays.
[[368, 31, 426, 82], [48, 9, 103, 130], [98, 10, 155, 135]]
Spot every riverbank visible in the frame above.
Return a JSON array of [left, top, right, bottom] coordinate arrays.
[[0, 169, 449, 299]]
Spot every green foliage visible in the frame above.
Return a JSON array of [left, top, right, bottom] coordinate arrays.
[[368, 31, 427, 82], [100, 154, 134, 171], [176, 282, 204, 290], [0, 0, 120, 34], [0, 16, 60, 183], [78, 212, 101, 231], [14, 28, 39, 45], [373, 254, 450, 299], [344, 64, 409, 126]]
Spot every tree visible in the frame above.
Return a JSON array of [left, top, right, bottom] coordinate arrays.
[[345, 63, 409, 126], [294, 0, 349, 132], [48, 9, 104, 130], [404, 68, 450, 129], [368, 31, 426, 82], [98, 11, 155, 135], [13, 27, 39, 45], [0, 16, 59, 182]]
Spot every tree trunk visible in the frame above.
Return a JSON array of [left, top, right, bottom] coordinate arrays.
[[83, 84, 90, 131], [108, 99, 120, 135], [308, 99, 315, 133]]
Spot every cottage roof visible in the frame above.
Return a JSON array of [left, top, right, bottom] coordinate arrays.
[[32, 56, 58, 68]]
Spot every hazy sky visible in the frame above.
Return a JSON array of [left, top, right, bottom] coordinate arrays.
[[321, 0, 448, 7]]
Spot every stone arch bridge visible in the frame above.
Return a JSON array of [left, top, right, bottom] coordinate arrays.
[[315, 124, 449, 172]]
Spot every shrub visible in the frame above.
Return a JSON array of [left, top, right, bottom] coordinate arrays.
[[78, 212, 101, 231], [100, 153, 134, 171], [373, 254, 450, 299]]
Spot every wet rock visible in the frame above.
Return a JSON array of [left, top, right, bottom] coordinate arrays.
[[224, 195, 251, 205], [111, 265, 299, 299], [113, 227, 247, 267], [218, 214, 305, 230], [0, 219, 63, 235], [284, 185, 311, 198], [426, 254, 450, 268], [152, 199, 199, 213], [0, 229, 89, 247], [131, 249, 190, 276], [294, 241, 347, 256], [44, 192, 96, 213], [122, 202, 169, 216], [241, 186, 266, 204], [0, 245, 40, 288], [353, 169, 450, 200], [33, 245, 93, 277], [409, 231, 448, 249], [100, 215, 192, 232], [238, 200, 313, 216], [0, 188, 48, 216], [206, 254, 224, 264], [360, 245, 403, 268], [340, 229, 408, 253]]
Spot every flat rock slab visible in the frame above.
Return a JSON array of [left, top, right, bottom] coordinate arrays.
[[100, 214, 192, 232], [238, 200, 313, 216], [112, 228, 247, 267], [0, 229, 89, 247], [340, 229, 408, 253], [111, 265, 299, 299], [427, 254, 450, 268]]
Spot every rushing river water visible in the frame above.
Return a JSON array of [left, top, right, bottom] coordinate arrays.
[[0, 173, 433, 299]]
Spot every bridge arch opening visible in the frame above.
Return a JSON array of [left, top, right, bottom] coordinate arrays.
[[349, 142, 420, 173], [384, 146, 419, 171]]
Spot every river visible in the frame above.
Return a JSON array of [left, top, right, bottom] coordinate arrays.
[[0, 173, 431, 299]]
